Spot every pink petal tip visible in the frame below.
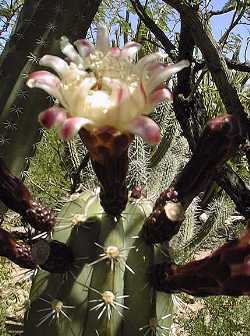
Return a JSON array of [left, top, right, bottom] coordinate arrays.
[[38, 106, 67, 129], [128, 116, 161, 144]]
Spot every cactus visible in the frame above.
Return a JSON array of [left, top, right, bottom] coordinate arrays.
[[0, 9, 249, 336], [23, 190, 173, 335]]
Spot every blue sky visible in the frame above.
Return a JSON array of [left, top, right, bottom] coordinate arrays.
[[210, 0, 249, 61], [127, 0, 249, 62]]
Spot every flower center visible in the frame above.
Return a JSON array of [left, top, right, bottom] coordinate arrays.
[[86, 51, 139, 88]]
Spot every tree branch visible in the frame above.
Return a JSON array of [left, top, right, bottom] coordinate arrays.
[[163, 0, 249, 138], [209, 4, 236, 17], [219, 2, 247, 45], [167, 3, 250, 219], [173, 15, 201, 150], [194, 59, 250, 73], [130, 0, 177, 59]]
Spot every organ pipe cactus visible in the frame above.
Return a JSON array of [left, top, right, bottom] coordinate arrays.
[[24, 191, 172, 335], [0, 22, 249, 336]]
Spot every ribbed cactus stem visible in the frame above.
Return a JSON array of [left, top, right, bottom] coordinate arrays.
[[142, 114, 242, 244], [84, 214, 126, 335], [24, 191, 102, 335], [24, 190, 174, 335]]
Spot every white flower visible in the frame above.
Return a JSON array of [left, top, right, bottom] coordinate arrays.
[[27, 26, 189, 144]]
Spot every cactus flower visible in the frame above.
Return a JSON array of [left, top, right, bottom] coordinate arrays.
[[27, 26, 189, 144]]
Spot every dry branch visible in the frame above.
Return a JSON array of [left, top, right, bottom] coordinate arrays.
[[163, 0, 249, 137]]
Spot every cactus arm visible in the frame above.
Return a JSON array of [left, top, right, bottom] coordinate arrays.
[[150, 226, 250, 297], [142, 114, 242, 244], [24, 191, 102, 335]]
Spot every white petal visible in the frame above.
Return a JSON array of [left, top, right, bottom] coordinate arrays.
[[127, 116, 161, 144], [147, 60, 190, 93], [83, 91, 111, 124], [26, 70, 62, 100], [103, 77, 129, 105], [59, 117, 93, 139], [117, 82, 148, 126], [120, 42, 141, 60], [136, 52, 167, 73], [150, 87, 173, 106], [73, 77, 97, 115], [74, 39, 94, 58], [60, 36, 83, 65], [147, 62, 166, 79], [39, 55, 69, 78], [96, 25, 110, 53]]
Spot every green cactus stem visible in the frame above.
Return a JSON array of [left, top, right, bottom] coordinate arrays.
[[150, 225, 250, 297], [24, 190, 174, 336], [142, 114, 242, 244]]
